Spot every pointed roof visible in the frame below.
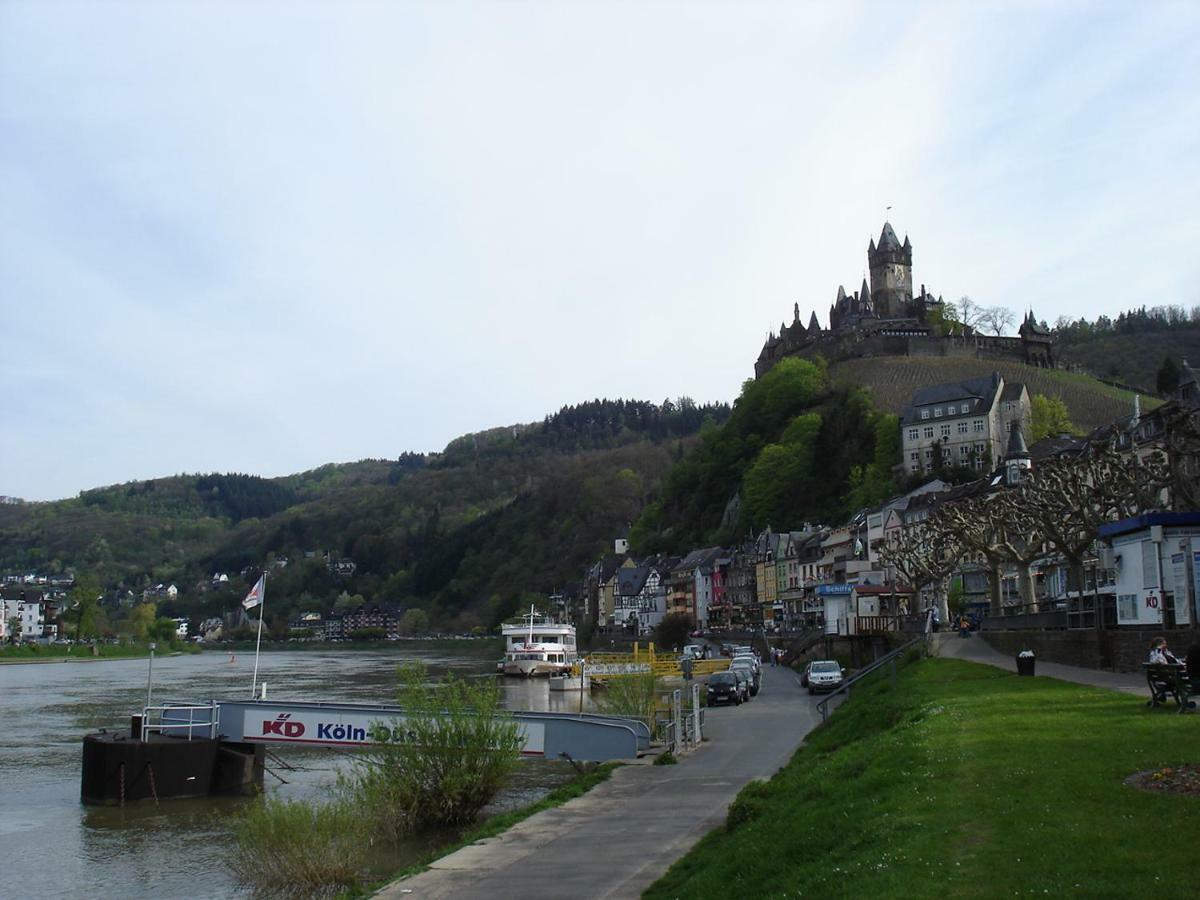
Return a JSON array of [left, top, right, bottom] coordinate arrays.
[[1005, 424, 1030, 460], [836, 285, 847, 302], [808, 311, 821, 331], [793, 302, 800, 323], [902, 235, 912, 249], [878, 222, 901, 250]]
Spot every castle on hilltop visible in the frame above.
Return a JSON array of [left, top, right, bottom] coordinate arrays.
[[754, 223, 1054, 378]]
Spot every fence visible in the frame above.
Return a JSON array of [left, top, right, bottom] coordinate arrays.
[[814, 632, 929, 723], [140, 702, 220, 741]]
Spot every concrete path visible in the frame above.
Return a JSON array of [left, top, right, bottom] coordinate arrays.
[[934, 632, 1147, 696], [376, 666, 822, 899]]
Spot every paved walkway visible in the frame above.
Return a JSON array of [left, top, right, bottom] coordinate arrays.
[[376, 667, 822, 899], [934, 632, 1147, 695]]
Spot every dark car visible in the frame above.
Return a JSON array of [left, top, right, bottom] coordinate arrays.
[[706, 672, 742, 706]]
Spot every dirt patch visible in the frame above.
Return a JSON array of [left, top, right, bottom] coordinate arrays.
[[1125, 764, 1200, 797]]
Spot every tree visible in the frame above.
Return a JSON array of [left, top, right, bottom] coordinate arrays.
[[654, 612, 693, 651], [1157, 356, 1181, 396], [348, 662, 522, 839], [69, 576, 102, 641], [977, 305, 1017, 337], [1030, 394, 1079, 442], [126, 602, 157, 640], [399, 608, 429, 636]]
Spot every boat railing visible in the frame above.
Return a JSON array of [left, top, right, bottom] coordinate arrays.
[[140, 701, 220, 741]]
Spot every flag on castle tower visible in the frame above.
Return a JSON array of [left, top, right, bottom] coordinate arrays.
[[242, 574, 265, 609]]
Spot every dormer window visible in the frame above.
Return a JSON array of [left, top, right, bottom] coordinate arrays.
[[961, 403, 970, 414], [934, 407, 943, 418], [920, 409, 930, 420]]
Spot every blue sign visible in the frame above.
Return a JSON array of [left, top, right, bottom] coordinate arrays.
[[816, 584, 853, 596]]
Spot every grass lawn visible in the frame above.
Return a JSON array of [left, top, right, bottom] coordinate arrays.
[[646, 657, 1199, 898], [0, 641, 199, 662]]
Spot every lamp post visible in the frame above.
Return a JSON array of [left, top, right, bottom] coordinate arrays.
[[146, 641, 157, 710]]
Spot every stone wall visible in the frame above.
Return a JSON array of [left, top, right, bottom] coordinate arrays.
[[981, 627, 1200, 673]]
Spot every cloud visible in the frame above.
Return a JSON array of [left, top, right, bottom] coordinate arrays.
[[1, 0, 1197, 500]]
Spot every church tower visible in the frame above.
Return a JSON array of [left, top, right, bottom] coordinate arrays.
[[867, 222, 913, 319]]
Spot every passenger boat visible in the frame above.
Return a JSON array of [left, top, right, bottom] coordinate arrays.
[[500, 607, 578, 677]]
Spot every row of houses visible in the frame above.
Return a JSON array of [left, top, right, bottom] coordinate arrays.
[[572, 365, 1199, 639]]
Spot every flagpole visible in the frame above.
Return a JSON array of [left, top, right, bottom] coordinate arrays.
[[250, 573, 266, 699]]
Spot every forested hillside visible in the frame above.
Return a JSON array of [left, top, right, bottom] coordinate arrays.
[[0, 397, 728, 630], [630, 358, 901, 553]]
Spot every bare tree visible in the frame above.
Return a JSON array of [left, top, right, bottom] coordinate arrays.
[[977, 305, 1017, 337], [958, 296, 985, 331]]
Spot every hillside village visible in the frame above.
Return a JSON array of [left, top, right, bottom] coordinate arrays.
[[5, 225, 1199, 661]]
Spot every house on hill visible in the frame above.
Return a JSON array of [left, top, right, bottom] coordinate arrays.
[[900, 372, 1030, 476]]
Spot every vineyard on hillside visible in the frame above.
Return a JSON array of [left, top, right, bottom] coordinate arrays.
[[829, 357, 1154, 432]]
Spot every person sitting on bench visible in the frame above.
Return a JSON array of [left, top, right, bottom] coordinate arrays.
[[1148, 637, 1181, 666]]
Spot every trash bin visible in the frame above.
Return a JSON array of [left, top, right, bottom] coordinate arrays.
[[1016, 654, 1036, 676]]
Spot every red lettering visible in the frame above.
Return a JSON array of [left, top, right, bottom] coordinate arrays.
[[262, 719, 284, 736], [1145, 596, 1159, 609], [284, 721, 305, 738]]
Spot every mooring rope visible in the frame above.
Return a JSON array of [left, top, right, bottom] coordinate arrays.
[[146, 762, 159, 805]]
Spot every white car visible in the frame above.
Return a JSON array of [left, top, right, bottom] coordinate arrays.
[[805, 660, 845, 694]]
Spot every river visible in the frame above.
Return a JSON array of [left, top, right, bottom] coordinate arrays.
[[0, 645, 599, 899]]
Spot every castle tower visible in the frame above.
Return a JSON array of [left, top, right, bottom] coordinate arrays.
[[867, 223, 913, 319]]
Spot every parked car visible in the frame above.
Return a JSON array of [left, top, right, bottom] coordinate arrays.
[[719, 642, 734, 657], [732, 652, 760, 675], [805, 660, 845, 694], [730, 658, 760, 696], [706, 671, 742, 706], [730, 667, 753, 702]]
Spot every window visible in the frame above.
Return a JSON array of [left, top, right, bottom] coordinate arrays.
[[975, 442, 986, 454], [908, 428, 919, 441], [910, 452, 919, 462], [961, 403, 970, 414], [1141, 540, 1159, 589], [920, 409, 930, 420], [934, 407, 943, 417], [924, 426, 934, 439], [940, 424, 951, 438], [958, 421, 969, 434], [974, 419, 985, 432], [959, 445, 970, 459], [924, 448, 933, 460]]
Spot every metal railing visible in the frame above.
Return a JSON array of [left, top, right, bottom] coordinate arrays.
[[140, 702, 220, 741], [814, 633, 928, 723]]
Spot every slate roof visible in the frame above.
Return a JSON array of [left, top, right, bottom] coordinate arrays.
[[617, 566, 651, 596]]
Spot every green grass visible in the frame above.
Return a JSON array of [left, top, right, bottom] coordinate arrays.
[[646, 658, 1199, 899], [0, 641, 200, 662]]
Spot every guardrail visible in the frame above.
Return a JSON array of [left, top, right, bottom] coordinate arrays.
[[142, 702, 220, 741], [814, 633, 929, 723]]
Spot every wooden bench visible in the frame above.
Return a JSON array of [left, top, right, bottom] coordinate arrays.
[[1143, 664, 1196, 713]]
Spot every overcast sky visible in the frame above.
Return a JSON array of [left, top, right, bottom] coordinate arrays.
[[2, 1, 1198, 501]]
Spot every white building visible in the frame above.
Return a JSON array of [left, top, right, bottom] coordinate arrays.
[[1101, 513, 1200, 627], [901, 372, 1030, 476]]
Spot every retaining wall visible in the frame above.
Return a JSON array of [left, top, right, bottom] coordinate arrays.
[[981, 627, 1200, 673]]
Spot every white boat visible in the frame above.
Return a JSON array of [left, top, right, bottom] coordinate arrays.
[[548, 672, 590, 691], [501, 606, 578, 677]]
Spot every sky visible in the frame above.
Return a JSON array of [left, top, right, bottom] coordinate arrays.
[[2, 0, 1198, 502]]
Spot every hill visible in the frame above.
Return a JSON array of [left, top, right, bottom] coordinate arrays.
[[0, 398, 727, 631], [829, 356, 1152, 432], [1056, 330, 1200, 394]]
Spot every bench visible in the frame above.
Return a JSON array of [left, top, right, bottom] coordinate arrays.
[[1143, 664, 1197, 713]]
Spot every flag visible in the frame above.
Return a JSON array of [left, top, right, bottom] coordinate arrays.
[[243, 574, 265, 610]]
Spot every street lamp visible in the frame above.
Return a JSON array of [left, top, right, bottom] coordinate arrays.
[[146, 641, 157, 710]]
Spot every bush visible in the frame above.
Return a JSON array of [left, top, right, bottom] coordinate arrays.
[[726, 780, 773, 832], [231, 797, 368, 898], [349, 663, 523, 839], [595, 672, 660, 729], [653, 751, 677, 766]]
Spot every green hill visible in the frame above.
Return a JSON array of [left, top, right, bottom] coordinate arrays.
[[829, 356, 1152, 432], [0, 398, 726, 631], [1056, 330, 1200, 394]]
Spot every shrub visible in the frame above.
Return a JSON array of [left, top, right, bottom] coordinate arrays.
[[653, 751, 677, 766], [726, 780, 773, 832], [231, 797, 368, 898], [349, 663, 523, 840], [595, 672, 660, 729]]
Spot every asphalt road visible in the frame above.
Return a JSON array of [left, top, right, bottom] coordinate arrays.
[[376, 664, 824, 899]]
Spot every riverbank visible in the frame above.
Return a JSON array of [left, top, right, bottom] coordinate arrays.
[[0, 643, 201, 664], [377, 663, 821, 899], [646, 657, 1199, 897], [219, 636, 502, 654]]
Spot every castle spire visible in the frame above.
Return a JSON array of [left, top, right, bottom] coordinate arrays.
[[809, 311, 821, 332]]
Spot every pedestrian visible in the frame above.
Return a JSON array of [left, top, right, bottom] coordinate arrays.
[[1148, 636, 1181, 665]]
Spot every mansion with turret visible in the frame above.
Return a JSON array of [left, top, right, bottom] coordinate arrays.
[[755, 223, 1055, 377]]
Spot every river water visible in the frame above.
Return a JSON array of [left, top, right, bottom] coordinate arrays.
[[0, 645, 599, 899]]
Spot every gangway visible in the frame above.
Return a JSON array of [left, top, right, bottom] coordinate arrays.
[[161, 698, 650, 761]]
